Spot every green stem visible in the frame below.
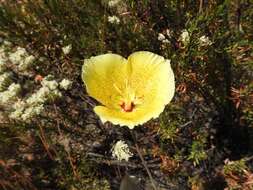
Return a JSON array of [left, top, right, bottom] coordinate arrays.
[[131, 131, 157, 190]]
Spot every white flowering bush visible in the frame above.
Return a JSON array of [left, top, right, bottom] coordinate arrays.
[[179, 29, 190, 45], [0, 83, 21, 104], [0, 40, 72, 122], [9, 75, 73, 121], [59, 79, 72, 90], [112, 140, 133, 161], [108, 15, 120, 24], [157, 33, 170, 44], [108, 0, 121, 7], [9, 47, 27, 64], [199, 35, 212, 46], [8, 47, 36, 71], [0, 42, 10, 73], [0, 72, 12, 91], [62, 44, 72, 55], [0, 52, 7, 74], [0, 59, 7, 73]]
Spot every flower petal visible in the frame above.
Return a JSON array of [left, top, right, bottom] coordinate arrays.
[[94, 103, 165, 129], [127, 51, 175, 105], [82, 54, 128, 108]]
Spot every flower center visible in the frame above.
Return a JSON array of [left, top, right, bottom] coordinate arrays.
[[120, 101, 135, 112]]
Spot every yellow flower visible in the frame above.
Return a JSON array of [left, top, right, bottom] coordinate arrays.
[[82, 51, 175, 129]]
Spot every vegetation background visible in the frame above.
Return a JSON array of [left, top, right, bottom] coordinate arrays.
[[0, 0, 252, 189]]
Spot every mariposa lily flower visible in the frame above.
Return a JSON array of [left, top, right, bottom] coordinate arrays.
[[82, 51, 175, 129]]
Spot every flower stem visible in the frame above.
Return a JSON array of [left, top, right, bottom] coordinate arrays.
[[131, 131, 158, 190]]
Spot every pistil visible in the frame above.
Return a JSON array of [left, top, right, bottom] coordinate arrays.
[[120, 101, 135, 112]]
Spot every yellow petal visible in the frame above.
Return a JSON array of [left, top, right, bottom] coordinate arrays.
[[127, 51, 175, 105], [82, 54, 128, 108], [94, 102, 165, 129]]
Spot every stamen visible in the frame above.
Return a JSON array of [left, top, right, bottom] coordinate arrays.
[[113, 83, 123, 95], [120, 102, 135, 112]]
